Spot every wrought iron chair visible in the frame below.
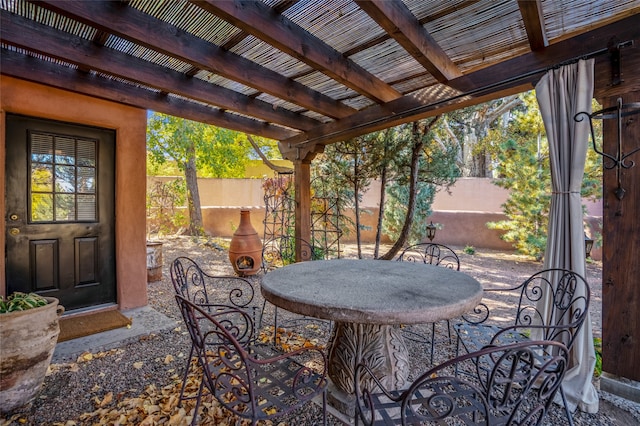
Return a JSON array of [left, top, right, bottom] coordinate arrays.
[[175, 294, 328, 426], [396, 242, 461, 363], [354, 340, 568, 426], [260, 235, 333, 349], [454, 268, 590, 426], [170, 256, 260, 404]]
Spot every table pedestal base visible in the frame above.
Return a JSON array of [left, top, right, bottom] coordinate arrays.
[[328, 322, 410, 397]]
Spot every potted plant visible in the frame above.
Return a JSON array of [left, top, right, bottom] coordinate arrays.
[[0, 292, 64, 413]]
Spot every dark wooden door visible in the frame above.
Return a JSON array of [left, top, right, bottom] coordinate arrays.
[[5, 114, 116, 311]]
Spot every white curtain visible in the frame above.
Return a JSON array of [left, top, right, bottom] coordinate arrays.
[[535, 59, 598, 413]]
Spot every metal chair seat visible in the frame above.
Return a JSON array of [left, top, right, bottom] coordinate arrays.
[[355, 340, 569, 426], [175, 294, 328, 425]]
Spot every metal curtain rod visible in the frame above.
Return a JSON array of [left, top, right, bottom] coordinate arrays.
[[292, 40, 633, 148]]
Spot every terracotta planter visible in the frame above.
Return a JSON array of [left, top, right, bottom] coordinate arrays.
[[0, 297, 63, 413], [229, 210, 262, 276]]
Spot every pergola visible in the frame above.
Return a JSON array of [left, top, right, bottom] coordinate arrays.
[[1, 0, 639, 399]]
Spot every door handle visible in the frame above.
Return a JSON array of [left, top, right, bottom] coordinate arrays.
[[9, 228, 20, 236]]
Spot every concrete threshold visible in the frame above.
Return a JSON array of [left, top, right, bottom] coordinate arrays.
[[601, 372, 640, 404], [52, 306, 178, 363]]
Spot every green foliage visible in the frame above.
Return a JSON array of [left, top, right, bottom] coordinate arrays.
[[383, 181, 435, 242], [0, 292, 48, 313], [464, 245, 476, 255], [147, 113, 277, 178], [484, 92, 602, 260], [381, 122, 460, 243], [593, 337, 602, 377]]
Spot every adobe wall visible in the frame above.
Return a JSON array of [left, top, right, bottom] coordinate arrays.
[[151, 175, 603, 260], [1, 76, 148, 308]]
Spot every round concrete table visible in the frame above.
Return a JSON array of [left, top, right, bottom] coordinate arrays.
[[261, 259, 483, 401]]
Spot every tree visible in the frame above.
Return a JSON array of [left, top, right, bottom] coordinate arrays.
[[378, 116, 460, 260], [147, 113, 262, 236], [318, 137, 378, 258], [483, 91, 602, 259], [437, 96, 523, 177], [311, 116, 459, 260]]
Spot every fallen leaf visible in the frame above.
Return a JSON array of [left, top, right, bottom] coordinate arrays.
[[99, 392, 113, 407], [164, 354, 174, 364], [133, 362, 144, 369], [78, 352, 93, 363]]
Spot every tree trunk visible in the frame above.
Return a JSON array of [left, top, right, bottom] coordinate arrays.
[[353, 151, 362, 259], [184, 147, 203, 236], [379, 125, 422, 260], [379, 117, 439, 260], [374, 162, 388, 259]]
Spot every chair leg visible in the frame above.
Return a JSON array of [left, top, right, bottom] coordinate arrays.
[[178, 345, 195, 404], [322, 389, 327, 426], [259, 299, 268, 329], [560, 384, 575, 426], [273, 306, 279, 346], [430, 322, 436, 364], [190, 377, 206, 426]]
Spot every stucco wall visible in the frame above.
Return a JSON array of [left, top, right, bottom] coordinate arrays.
[[186, 176, 602, 259], [1, 76, 148, 309]]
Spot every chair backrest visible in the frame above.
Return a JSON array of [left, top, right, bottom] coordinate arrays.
[[396, 243, 460, 270], [176, 294, 327, 422], [461, 268, 590, 351], [175, 295, 256, 412], [508, 268, 590, 350], [170, 256, 255, 309], [355, 340, 568, 426], [261, 235, 322, 271]]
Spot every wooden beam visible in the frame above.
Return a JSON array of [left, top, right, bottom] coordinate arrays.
[[452, 14, 640, 94], [355, 0, 462, 82], [0, 49, 296, 140], [280, 13, 640, 153], [0, 11, 320, 132], [220, 0, 299, 50], [594, 45, 640, 100], [192, 0, 402, 104], [517, 0, 548, 51], [279, 84, 529, 160], [32, 0, 356, 120], [343, 0, 483, 58]]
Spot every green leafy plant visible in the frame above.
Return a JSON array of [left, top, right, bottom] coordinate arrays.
[[464, 245, 476, 255], [0, 292, 48, 313], [593, 337, 603, 378], [484, 92, 602, 260]]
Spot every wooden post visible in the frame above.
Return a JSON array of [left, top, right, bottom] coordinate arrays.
[[593, 43, 640, 385], [600, 92, 640, 381], [294, 158, 313, 262]]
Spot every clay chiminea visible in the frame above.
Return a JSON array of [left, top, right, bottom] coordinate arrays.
[[229, 210, 262, 276]]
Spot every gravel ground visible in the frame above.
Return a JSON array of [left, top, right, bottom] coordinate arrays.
[[1, 236, 638, 425]]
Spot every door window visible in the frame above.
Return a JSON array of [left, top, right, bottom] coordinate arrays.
[[29, 131, 97, 222]]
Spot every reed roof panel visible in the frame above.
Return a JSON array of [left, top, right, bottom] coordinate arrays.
[[1, 0, 638, 145]]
